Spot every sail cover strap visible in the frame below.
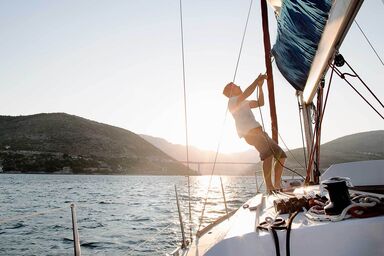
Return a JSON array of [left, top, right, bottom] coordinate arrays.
[[271, 0, 332, 91]]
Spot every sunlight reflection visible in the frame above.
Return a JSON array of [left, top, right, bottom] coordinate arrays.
[[196, 175, 228, 190]]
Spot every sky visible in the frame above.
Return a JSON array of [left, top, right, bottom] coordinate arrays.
[[0, 0, 383, 154]]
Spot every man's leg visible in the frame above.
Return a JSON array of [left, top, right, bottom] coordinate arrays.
[[274, 157, 286, 190], [263, 155, 274, 192]]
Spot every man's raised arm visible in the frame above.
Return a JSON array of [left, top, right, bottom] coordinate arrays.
[[238, 73, 267, 103]]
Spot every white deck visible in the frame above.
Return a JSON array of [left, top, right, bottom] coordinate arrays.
[[183, 188, 384, 256], [321, 160, 384, 186], [174, 160, 384, 256]]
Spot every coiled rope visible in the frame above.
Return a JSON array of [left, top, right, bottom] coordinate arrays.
[[304, 195, 381, 222]]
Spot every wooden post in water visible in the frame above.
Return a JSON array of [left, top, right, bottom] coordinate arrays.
[[260, 0, 278, 143], [70, 203, 81, 256]]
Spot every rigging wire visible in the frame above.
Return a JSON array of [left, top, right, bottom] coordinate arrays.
[[277, 131, 306, 170], [197, 0, 255, 233], [304, 73, 333, 184], [310, 68, 334, 183], [257, 89, 306, 171], [125, 222, 174, 255], [256, 87, 306, 180], [0, 206, 68, 225], [319, 64, 335, 128], [313, 80, 325, 183], [233, 0, 254, 83], [178, 0, 193, 242], [354, 20, 384, 67], [296, 94, 308, 171], [344, 59, 384, 109], [330, 64, 384, 120]]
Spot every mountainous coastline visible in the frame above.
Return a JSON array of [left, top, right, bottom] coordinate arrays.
[[249, 130, 384, 176], [0, 113, 382, 176], [0, 113, 194, 175], [140, 134, 260, 175], [141, 130, 384, 176]]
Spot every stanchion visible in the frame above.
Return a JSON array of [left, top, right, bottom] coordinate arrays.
[[70, 203, 81, 256]]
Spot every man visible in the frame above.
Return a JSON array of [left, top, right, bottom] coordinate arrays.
[[223, 74, 287, 192]]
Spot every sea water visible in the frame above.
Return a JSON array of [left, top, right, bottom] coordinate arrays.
[[0, 174, 261, 255]]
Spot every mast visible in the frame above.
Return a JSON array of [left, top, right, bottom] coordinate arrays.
[[260, 0, 278, 142], [299, 92, 315, 183]]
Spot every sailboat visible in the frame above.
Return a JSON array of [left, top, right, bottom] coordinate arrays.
[[169, 0, 384, 255]]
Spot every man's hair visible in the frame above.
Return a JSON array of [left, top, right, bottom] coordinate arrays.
[[223, 82, 234, 97]]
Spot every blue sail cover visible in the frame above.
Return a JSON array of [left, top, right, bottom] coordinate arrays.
[[272, 0, 332, 91]]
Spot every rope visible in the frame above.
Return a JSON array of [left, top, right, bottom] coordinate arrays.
[[286, 211, 300, 256], [330, 64, 384, 119], [256, 86, 306, 180], [0, 206, 68, 225], [179, 0, 193, 242], [303, 65, 335, 183], [314, 82, 324, 183], [257, 176, 265, 193], [354, 20, 384, 67], [125, 222, 174, 255], [196, 116, 227, 232], [305, 201, 377, 222], [197, 0, 255, 233], [277, 131, 306, 170], [344, 60, 384, 109], [304, 103, 320, 184], [296, 94, 308, 171], [304, 88, 321, 183], [233, 0, 254, 83], [257, 212, 284, 256], [319, 66, 334, 129]]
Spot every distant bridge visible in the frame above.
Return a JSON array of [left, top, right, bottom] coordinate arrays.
[[179, 161, 259, 174], [179, 161, 258, 165]]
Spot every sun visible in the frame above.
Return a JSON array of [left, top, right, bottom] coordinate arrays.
[[185, 92, 252, 154]]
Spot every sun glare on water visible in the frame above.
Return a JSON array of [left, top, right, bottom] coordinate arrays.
[[197, 175, 228, 190]]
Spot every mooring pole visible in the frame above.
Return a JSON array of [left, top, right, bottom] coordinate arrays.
[[70, 203, 81, 256]]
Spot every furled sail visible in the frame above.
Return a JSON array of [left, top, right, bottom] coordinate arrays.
[[271, 0, 332, 91], [270, 0, 364, 103]]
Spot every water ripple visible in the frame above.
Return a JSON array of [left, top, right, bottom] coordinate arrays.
[[0, 174, 263, 255]]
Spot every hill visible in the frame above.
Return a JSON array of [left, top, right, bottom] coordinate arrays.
[[0, 113, 194, 175], [0, 113, 381, 176], [250, 130, 384, 176], [141, 131, 383, 176], [140, 134, 260, 175]]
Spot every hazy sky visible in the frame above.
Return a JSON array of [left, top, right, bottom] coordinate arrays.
[[0, 0, 383, 153]]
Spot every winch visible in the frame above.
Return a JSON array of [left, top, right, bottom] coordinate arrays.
[[273, 196, 309, 214]]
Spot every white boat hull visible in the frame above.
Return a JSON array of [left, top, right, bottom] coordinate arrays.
[[175, 161, 384, 256]]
